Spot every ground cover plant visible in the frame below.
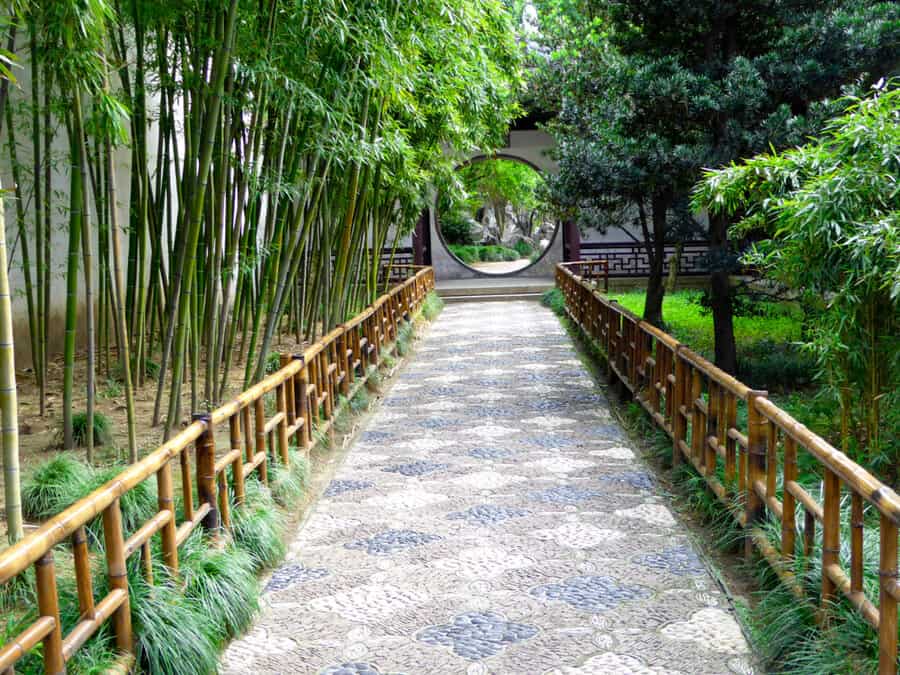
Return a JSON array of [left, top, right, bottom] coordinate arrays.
[[448, 244, 522, 265]]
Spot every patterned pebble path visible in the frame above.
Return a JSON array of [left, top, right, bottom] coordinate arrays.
[[221, 301, 753, 674]]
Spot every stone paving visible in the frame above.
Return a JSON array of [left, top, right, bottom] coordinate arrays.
[[221, 301, 753, 675]]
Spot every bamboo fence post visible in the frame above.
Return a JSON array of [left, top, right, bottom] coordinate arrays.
[[276, 381, 290, 464], [229, 415, 245, 507], [179, 447, 194, 523], [725, 394, 738, 482], [156, 457, 179, 573], [242, 405, 254, 464], [194, 414, 219, 533], [339, 329, 351, 398], [72, 526, 95, 620], [878, 516, 898, 674], [705, 380, 719, 475], [820, 466, 841, 612], [781, 436, 797, 558], [745, 391, 768, 556], [295, 356, 312, 452], [254, 398, 268, 484], [101, 499, 133, 655], [689, 369, 703, 467], [672, 349, 687, 467], [35, 552, 64, 675], [280, 355, 297, 443], [850, 492, 864, 595]]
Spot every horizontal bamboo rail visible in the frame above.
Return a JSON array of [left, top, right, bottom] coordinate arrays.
[[556, 262, 900, 674], [0, 265, 435, 674]]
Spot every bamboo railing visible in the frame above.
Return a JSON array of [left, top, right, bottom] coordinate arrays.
[[557, 262, 900, 674], [0, 265, 435, 674]]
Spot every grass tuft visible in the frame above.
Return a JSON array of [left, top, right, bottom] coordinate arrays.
[[69, 412, 113, 447], [231, 479, 287, 570], [269, 449, 309, 508], [541, 287, 565, 316], [179, 531, 260, 642], [129, 571, 220, 675], [422, 291, 444, 321], [21, 453, 94, 519]]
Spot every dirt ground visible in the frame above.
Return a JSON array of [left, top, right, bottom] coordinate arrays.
[[0, 329, 311, 539]]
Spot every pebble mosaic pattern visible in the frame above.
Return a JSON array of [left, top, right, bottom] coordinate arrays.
[[221, 300, 753, 674]]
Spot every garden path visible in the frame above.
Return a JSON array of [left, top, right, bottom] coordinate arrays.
[[221, 301, 753, 674]]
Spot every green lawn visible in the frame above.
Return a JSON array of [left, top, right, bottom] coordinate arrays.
[[607, 290, 815, 391]]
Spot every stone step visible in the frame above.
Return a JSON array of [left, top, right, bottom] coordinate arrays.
[[441, 292, 545, 303]]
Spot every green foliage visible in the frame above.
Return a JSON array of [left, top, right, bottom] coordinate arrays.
[[448, 244, 522, 264], [265, 352, 282, 375], [98, 379, 122, 400], [349, 386, 370, 413], [231, 479, 287, 571], [396, 321, 415, 356], [129, 572, 220, 675], [440, 213, 478, 245], [68, 411, 113, 447], [422, 292, 444, 321], [541, 287, 565, 316], [179, 532, 259, 642], [269, 449, 309, 509], [21, 454, 94, 519], [695, 86, 899, 469], [513, 239, 534, 258], [610, 290, 815, 390]]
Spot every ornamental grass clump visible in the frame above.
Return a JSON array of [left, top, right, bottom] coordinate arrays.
[[21, 453, 93, 519], [231, 479, 287, 571], [269, 449, 309, 509], [179, 531, 260, 642]]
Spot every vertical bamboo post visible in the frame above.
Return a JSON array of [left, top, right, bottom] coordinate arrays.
[[850, 492, 863, 595], [878, 516, 898, 674], [689, 369, 702, 467], [157, 459, 178, 573], [194, 414, 219, 533], [781, 435, 797, 558], [254, 398, 268, 484], [820, 466, 841, 611], [217, 471, 231, 529], [229, 415, 245, 506], [725, 394, 738, 483], [180, 447, 194, 523], [672, 351, 686, 468], [276, 381, 290, 465], [705, 380, 719, 475], [35, 552, 64, 675], [745, 391, 768, 556], [72, 526, 95, 620], [295, 356, 312, 452], [241, 405, 254, 464], [101, 499, 133, 654], [339, 329, 350, 398]]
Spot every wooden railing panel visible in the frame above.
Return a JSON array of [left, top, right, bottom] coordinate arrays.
[[556, 261, 900, 674], [0, 266, 435, 673]]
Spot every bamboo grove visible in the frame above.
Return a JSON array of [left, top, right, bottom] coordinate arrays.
[[1, 0, 521, 469]]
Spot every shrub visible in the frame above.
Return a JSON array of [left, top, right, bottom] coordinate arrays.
[[513, 239, 533, 258], [265, 351, 282, 374], [440, 214, 478, 245]]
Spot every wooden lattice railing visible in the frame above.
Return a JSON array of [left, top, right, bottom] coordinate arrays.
[[557, 262, 899, 674], [0, 266, 435, 674]]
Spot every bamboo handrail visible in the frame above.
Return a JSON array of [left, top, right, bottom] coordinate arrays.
[[0, 265, 435, 674], [556, 261, 900, 674]]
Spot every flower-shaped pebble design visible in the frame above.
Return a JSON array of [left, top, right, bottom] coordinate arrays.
[[382, 460, 448, 477], [417, 611, 538, 660], [344, 529, 442, 555], [447, 504, 530, 525], [320, 664, 381, 675], [265, 564, 329, 592], [530, 575, 651, 613], [324, 479, 375, 497], [632, 546, 706, 576], [531, 485, 602, 505], [469, 447, 513, 460]]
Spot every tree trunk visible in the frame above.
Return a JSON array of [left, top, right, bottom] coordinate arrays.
[[0, 187, 24, 544], [641, 196, 668, 328], [708, 212, 737, 373]]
